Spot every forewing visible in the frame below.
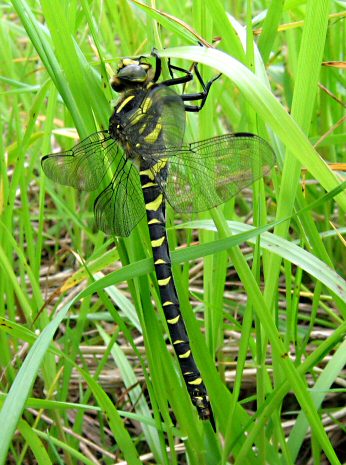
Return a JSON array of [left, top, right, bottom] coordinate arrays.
[[125, 85, 186, 156], [162, 133, 275, 213], [94, 158, 145, 237], [41, 131, 117, 191]]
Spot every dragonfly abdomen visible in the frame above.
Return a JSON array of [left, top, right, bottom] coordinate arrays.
[[140, 161, 214, 424]]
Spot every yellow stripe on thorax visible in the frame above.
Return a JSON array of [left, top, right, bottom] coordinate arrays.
[[116, 95, 135, 113], [129, 110, 146, 126], [142, 97, 152, 113], [139, 123, 147, 134], [144, 121, 162, 143]]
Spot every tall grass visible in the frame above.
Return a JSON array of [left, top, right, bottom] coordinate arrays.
[[0, 1, 345, 464]]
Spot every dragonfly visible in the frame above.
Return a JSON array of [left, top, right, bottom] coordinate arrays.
[[42, 50, 275, 430]]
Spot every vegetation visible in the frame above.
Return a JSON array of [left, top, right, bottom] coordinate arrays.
[[0, 1, 345, 464]]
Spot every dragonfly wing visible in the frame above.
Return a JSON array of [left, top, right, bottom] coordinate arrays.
[[94, 158, 145, 237], [41, 131, 117, 191], [162, 133, 275, 213]]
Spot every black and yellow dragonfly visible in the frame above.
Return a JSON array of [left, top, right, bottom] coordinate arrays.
[[42, 51, 275, 429]]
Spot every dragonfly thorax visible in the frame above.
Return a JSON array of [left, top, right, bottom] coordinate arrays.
[[108, 95, 144, 159], [108, 112, 133, 159]]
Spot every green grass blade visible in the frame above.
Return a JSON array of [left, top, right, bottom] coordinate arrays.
[[159, 46, 346, 211]]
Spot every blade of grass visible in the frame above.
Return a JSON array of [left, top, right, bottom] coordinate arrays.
[[158, 46, 346, 210]]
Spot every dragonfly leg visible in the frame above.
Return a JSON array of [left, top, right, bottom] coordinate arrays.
[[151, 48, 220, 110], [181, 63, 221, 112]]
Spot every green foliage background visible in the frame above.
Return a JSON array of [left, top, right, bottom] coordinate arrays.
[[0, 1, 345, 464]]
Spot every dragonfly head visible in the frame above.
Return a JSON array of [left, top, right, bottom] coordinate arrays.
[[111, 58, 153, 92]]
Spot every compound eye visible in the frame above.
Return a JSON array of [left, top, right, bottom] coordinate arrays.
[[116, 64, 147, 83]]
